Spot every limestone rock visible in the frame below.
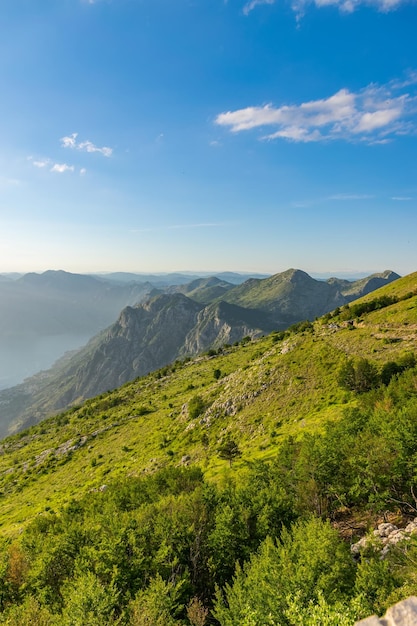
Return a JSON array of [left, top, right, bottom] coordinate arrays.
[[351, 519, 417, 559], [355, 596, 417, 626]]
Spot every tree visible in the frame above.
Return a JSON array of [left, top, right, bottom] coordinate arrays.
[[213, 517, 355, 626], [188, 396, 205, 420], [217, 438, 242, 467], [60, 571, 119, 626], [284, 592, 367, 626], [354, 358, 379, 393], [213, 369, 222, 381], [0, 596, 57, 626], [338, 358, 378, 393], [128, 574, 184, 626], [337, 359, 356, 392], [186, 597, 208, 626]]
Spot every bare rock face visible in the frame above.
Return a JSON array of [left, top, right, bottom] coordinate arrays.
[[72, 294, 271, 396], [60, 293, 204, 399], [355, 596, 417, 625], [351, 519, 417, 560], [182, 301, 272, 355]]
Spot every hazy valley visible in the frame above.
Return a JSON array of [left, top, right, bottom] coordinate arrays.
[[0, 270, 267, 391], [0, 268, 398, 438]]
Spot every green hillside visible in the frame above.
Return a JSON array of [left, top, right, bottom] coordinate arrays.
[[217, 268, 399, 324], [0, 267, 398, 438], [0, 272, 416, 624]]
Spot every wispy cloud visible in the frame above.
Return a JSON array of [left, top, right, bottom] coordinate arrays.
[[50, 163, 75, 174], [293, 0, 411, 15], [28, 156, 82, 175], [243, 0, 276, 15], [391, 196, 413, 200], [244, 0, 415, 17], [215, 74, 417, 144], [32, 159, 50, 168], [61, 133, 113, 157]]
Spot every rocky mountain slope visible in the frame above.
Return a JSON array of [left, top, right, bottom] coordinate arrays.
[[0, 270, 415, 527], [0, 293, 272, 436], [0, 268, 400, 437]]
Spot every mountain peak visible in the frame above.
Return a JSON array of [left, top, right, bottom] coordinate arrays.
[[279, 268, 313, 283]]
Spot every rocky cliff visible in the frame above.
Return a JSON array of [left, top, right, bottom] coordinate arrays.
[[0, 292, 272, 434], [0, 268, 401, 435]]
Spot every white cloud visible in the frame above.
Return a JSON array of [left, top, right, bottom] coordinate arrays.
[[391, 196, 413, 200], [50, 163, 75, 174], [241, 0, 411, 16], [243, 0, 276, 15], [215, 75, 417, 144], [61, 133, 113, 157], [28, 156, 51, 168], [293, 0, 410, 16], [29, 156, 77, 175], [78, 140, 112, 157], [61, 134, 78, 149], [80, 168, 87, 176], [33, 159, 50, 168], [353, 106, 404, 133]]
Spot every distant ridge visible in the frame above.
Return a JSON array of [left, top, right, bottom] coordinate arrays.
[[217, 268, 400, 325], [0, 268, 400, 436], [92, 271, 270, 286]]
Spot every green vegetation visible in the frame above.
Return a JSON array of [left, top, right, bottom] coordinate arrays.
[[0, 273, 416, 623], [338, 353, 416, 393], [217, 438, 242, 466]]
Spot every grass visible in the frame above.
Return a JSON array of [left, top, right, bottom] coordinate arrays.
[[0, 273, 415, 535]]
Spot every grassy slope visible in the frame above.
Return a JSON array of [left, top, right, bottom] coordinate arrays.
[[215, 270, 300, 310], [0, 272, 415, 536]]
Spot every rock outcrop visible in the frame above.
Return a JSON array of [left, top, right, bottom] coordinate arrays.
[[355, 596, 417, 625], [351, 519, 417, 560]]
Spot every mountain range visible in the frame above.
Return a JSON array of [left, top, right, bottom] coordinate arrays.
[[0, 270, 266, 390], [0, 267, 399, 437]]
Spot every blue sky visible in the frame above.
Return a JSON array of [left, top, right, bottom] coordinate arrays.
[[1, 0, 416, 276]]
